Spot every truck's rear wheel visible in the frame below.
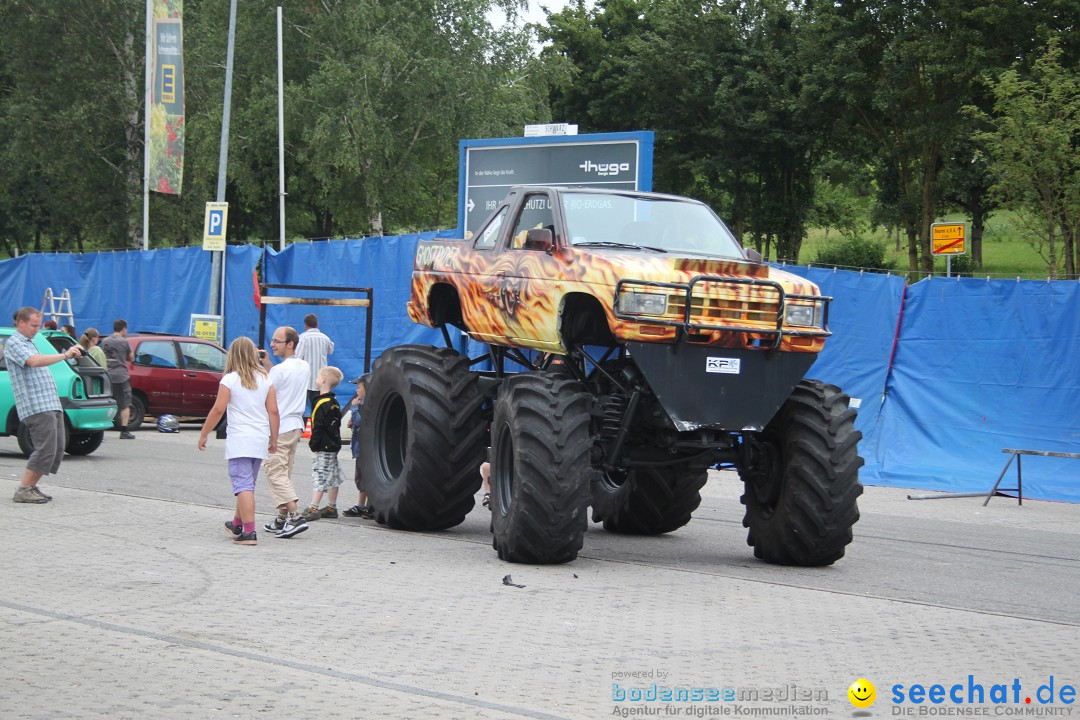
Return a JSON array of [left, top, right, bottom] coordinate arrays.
[[591, 462, 709, 534], [738, 379, 863, 566], [490, 373, 591, 564], [360, 345, 487, 531]]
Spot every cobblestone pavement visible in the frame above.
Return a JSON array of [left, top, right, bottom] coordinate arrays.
[[1, 430, 1078, 719]]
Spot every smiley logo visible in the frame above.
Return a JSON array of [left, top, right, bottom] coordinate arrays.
[[848, 678, 876, 708]]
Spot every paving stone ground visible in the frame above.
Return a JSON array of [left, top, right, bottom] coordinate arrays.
[[2, 431, 1078, 720]]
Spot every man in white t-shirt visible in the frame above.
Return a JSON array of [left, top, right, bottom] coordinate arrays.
[[260, 326, 311, 538], [295, 313, 334, 417]]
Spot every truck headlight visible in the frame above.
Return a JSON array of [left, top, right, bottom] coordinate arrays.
[[617, 291, 668, 316], [785, 303, 822, 328]]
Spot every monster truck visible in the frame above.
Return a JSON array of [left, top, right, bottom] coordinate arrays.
[[359, 186, 863, 566]]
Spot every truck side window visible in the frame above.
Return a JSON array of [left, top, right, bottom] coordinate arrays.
[[474, 207, 508, 251], [509, 194, 555, 250]]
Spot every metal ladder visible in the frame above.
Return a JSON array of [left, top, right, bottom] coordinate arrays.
[[40, 288, 75, 330]]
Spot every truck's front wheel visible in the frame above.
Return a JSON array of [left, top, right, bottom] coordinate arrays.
[[738, 379, 863, 566], [490, 373, 591, 564], [591, 463, 709, 534], [360, 345, 487, 531]]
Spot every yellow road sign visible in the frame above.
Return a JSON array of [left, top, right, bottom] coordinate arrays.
[[931, 222, 966, 255]]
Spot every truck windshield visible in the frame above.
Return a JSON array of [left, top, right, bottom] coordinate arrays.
[[562, 193, 745, 259]]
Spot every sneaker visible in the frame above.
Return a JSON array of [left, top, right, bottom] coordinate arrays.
[[359, 506, 375, 520], [301, 506, 321, 522], [234, 531, 257, 545], [275, 516, 309, 539], [13, 486, 49, 504], [225, 520, 242, 537], [319, 505, 338, 519], [482, 492, 490, 508], [31, 486, 53, 501], [119, 431, 136, 439], [342, 504, 364, 517], [263, 515, 286, 533]]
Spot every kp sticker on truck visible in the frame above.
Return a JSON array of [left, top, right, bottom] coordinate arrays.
[[706, 357, 741, 374]]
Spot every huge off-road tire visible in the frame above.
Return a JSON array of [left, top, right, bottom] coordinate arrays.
[[738, 379, 863, 566], [490, 373, 592, 564], [591, 462, 709, 534], [66, 431, 104, 456], [360, 345, 487, 531]]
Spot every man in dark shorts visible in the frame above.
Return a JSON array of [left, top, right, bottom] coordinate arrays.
[[7, 307, 84, 503], [101, 318, 136, 439]]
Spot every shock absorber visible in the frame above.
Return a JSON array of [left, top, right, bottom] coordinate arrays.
[[604, 388, 642, 467], [599, 393, 628, 445]]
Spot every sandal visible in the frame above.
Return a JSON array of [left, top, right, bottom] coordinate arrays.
[[342, 505, 364, 517], [482, 492, 490, 508]]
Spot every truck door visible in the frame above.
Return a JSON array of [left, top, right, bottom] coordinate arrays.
[[499, 191, 562, 347], [461, 205, 514, 345]]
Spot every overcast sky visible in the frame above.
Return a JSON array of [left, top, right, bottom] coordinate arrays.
[[488, 0, 577, 35]]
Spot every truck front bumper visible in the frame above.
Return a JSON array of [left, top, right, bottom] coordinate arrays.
[[628, 342, 816, 432]]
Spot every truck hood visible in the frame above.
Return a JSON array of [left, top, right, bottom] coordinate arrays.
[[565, 248, 821, 296]]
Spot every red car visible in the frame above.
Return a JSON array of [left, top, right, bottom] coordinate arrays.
[[119, 334, 227, 430]]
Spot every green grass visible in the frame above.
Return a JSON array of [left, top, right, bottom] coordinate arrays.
[[800, 209, 1064, 279]]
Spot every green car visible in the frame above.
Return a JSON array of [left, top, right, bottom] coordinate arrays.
[[0, 327, 118, 457]]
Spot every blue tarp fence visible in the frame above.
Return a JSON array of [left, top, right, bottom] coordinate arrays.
[[2, 243, 1077, 501], [860, 278, 1080, 503]]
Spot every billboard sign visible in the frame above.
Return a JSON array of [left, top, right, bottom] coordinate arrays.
[[458, 131, 654, 237]]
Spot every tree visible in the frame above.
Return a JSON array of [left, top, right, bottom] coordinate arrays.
[[542, 0, 828, 261], [800, 0, 1075, 276], [973, 41, 1080, 279], [0, 1, 141, 249], [938, 135, 998, 271], [289, 0, 558, 238], [0, 0, 563, 252]]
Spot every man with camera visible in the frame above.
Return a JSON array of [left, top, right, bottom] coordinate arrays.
[[8, 307, 83, 503]]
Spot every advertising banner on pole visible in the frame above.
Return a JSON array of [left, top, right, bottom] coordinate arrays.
[[150, 0, 184, 195]]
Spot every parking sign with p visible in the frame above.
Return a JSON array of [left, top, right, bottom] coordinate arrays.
[[202, 202, 229, 251]]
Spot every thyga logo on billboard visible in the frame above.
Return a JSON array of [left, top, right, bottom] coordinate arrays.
[[579, 160, 631, 177]]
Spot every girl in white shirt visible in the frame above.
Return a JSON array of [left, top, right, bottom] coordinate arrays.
[[198, 337, 279, 545]]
